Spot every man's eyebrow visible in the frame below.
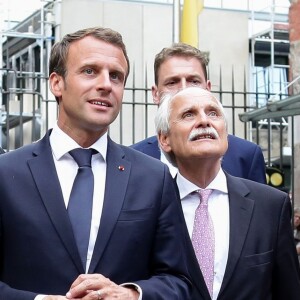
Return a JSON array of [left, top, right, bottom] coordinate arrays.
[[187, 74, 202, 78], [179, 105, 197, 113], [206, 103, 222, 111], [164, 75, 180, 81]]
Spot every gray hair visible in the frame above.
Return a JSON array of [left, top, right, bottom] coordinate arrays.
[[154, 92, 177, 166], [155, 87, 227, 167], [154, 92, 173, 135]]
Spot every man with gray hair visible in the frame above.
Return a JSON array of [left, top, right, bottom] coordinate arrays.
[[155, 86, 300, 300]]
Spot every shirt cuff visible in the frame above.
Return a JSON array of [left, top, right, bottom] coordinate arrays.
[[120, 282, 142, 300], [34, 295, 47, 300]]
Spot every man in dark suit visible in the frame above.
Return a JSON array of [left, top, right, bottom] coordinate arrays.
[[0, 27, 192, 300], [132, 43, 266, 183], [155, 86, 300, 299]]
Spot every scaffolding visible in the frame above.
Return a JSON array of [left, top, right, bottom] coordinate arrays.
[[0, 0, 56, 149], [249, 0, 289, 103]]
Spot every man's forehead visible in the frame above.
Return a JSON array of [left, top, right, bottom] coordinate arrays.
[[174, 88, 218, 103], [164, 55, 199, 63], [171, 96, 217, 114], [160, 56, 202, 70]]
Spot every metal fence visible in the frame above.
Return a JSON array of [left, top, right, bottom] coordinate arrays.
[[0, 66, 292, 193]]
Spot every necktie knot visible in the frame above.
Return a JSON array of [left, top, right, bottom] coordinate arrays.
[[197, 189, 213, 205], [69, 148, 95, 168]]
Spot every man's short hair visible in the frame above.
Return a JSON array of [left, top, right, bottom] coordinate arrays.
[[154, 43, 208, 85], [49, 26, 130, 81]]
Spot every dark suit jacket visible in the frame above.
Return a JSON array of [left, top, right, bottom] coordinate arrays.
[[131, 135, 267, 184], [184, 173, 300, 300], [0, 130, 192, 299]]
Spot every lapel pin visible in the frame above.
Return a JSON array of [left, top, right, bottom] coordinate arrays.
[[118, 165, 125, 171]]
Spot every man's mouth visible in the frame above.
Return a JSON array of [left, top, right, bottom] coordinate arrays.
[[89, 100, 110, 107], [191, 134, 215, 141], [189, 128, 218, 141]]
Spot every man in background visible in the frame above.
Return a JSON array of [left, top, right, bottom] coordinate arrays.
[[132, 43, 266, 183]]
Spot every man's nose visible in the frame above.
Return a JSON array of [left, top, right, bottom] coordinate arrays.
[[179, 78, 187, 89], [96, 72, 112, 92], [195, 111, 211, 127]]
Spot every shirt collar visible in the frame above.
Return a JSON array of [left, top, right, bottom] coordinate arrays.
[[177, 168, 228, 200], [50, 123, 108, 161]]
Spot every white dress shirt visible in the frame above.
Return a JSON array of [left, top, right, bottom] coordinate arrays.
[[36, 124, 142, 300], [160, 151, 178, 177], [50, 124, 107, 272], [177, 169, 230, 300]]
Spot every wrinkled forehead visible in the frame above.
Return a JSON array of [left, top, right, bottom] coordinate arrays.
[[172, 87, 220, 107]]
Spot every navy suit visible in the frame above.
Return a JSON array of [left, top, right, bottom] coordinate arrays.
[[0, 130, 192, 299], [186, 173, 300, 299], [131, 134, 267, 184]]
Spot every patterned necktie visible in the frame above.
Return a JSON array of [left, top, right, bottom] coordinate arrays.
[[68, 148, 95, 269], [192, 189, 214, 297]]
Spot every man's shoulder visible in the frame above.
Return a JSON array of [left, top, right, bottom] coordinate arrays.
[[226, 172, 286, 199], [0, 132, 50, 165], [121, 143, 164, 166], [0, 143, 39, 174], [0, 143, 36, 159], [228, 134, 259, 149], [130, 136, 161, 159], [130, 136, 158, 150]]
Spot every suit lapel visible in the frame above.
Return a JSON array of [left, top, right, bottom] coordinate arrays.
[[219, 173, 254, 296], [88, 138, 131, 273], [28, 130, 84, 273]]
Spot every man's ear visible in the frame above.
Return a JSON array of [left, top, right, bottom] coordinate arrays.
[[206, 79, 212, 91], [49, 72, 64, 99], [158, 133, 172, 153], [151, 85, 160, 105]]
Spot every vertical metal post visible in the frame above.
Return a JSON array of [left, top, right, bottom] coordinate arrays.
[[144, 64, 149, 141], [173, 0, 180, 43], [270, 0, 275, 94], [291, 116, 295, 209], [231, 66, 235, 135], [0, 33, 3, 146]]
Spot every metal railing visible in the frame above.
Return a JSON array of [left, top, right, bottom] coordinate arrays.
[[0, 67, 292, 193]]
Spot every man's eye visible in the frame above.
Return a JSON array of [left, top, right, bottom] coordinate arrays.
[[110, 73, 119, 80], [191, 80, 201, 85], [110, 72, 125, 84], [183, 112, 193, 118], [166, 81, 176, 86], [84, 68, 94, 75], [208, 111, 218, 117]]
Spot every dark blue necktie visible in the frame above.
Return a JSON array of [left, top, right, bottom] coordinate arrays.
[[68, 148, 95, 269]]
